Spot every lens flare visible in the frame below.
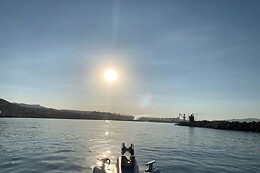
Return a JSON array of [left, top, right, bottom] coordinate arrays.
[[140, 94, 152, 108]]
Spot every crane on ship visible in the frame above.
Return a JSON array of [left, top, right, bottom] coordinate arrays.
[[179, 113, 186, 121]]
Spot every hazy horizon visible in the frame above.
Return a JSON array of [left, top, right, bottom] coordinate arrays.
[[1, 0, 260, 120]]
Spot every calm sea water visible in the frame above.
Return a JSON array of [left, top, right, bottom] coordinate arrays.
[[0, 118, 259, 173]]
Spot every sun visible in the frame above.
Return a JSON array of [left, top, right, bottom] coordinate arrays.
[[104, 69, 118, 82]]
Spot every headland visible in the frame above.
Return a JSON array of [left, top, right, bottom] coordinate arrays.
[[1, 98, 259, 133]]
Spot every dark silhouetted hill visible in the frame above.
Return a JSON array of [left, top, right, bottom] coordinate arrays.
[[0, 98, 134, 121], [229, 118, 260, 123]]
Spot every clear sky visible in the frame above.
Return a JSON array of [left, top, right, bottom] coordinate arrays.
[[1, 0, 260, 120]]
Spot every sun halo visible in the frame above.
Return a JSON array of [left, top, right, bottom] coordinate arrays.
[[104, 69, 118, 83]]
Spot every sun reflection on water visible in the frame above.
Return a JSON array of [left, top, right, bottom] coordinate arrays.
[[105, 131, 109, 136], [92, 120, 119, 172]]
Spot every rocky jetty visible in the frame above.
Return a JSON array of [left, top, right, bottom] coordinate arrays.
[[178, 120, 260, 133]]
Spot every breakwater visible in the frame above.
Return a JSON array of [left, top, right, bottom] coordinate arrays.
[[178, 120, 260, 133]]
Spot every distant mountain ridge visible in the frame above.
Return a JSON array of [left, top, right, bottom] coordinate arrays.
[[137, 116, 181, 123], [0, 98, 133, 121], [13, 103, 46, 109], [228, 118, 260, 123], [1, 98, 259, 123]]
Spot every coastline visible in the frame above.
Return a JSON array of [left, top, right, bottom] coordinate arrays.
[[1, 98, 260, 133], [177, 120, 260, 133]]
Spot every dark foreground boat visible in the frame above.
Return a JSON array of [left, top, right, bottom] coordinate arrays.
[[93, 143, 160, 173], [117, 143, 139, 173]]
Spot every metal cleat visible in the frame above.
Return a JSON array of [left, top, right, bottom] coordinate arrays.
[[145, 160, 160, 173]]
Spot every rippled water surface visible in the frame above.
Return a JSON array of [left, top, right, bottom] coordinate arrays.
[[0, 118, 260, 173]]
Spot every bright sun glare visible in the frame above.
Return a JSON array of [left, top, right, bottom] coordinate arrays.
[[104, 69, 118, 82]]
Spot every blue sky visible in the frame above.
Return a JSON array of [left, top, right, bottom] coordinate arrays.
[[1, 0, 260, 120]]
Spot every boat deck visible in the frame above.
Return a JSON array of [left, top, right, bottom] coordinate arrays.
[[117, 157, 139, 173]]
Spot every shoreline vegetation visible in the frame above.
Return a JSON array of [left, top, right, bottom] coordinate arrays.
[[1, 98, 259, 133]]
